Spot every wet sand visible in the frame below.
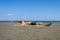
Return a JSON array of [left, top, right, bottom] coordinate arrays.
[[0, 22, 60, 40]]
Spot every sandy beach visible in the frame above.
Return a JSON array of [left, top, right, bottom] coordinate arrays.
[[0, 22, 60, 40]]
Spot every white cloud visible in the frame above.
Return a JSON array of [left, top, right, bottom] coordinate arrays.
[[7, 13, 13, 16]]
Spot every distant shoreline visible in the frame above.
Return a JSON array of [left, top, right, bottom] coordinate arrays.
[[0, 20, 60, 23]]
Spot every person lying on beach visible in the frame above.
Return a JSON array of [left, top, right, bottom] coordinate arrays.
[[19, 21, 52, 26]]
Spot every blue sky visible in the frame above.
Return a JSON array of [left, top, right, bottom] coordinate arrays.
[[0, 0, 60, 21]]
